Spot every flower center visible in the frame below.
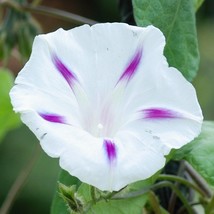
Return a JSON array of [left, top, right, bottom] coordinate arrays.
[[97, 123, 104, 137]]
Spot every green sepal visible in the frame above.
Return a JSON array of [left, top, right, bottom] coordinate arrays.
[[58, 183, 85, 214], [51, 170, 81, 214]]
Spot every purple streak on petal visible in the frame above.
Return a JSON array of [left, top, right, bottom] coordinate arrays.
[[142, 108, 181, 119], [118, 48, 142, 84], [103, 139, 117, 164], [52, 54, 77, 88], [39, 112, 66, 124]]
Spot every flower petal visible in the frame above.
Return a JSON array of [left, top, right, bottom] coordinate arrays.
[[118, 74, 203, 152], [103, 139, 117, 165], [141, 107, 181, 119], [13, 110, 127, 191], [117, 47, 143, 84], [112, 27, 203, 151], [10, 23, 203, 191], [39, 112, 68, 124], [52, 53, 78, 89], [113, 130, 166, 190]]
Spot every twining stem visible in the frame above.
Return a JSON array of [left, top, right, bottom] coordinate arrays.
[[158, 174, 207, 198], [148, 191, 162, 214], [167, 160, 186, 213], [184, 162, 212, 198], [177, 202, 205, 214], [112, 181, 194, 214], [0, 0, 97, 25], [153, 182, 194, 214], [0, 144, 41, 214]]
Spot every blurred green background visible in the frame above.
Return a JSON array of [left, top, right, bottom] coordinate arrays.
[[0, 0, 213, 213]]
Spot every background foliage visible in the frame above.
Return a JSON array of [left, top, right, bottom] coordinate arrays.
[[0, 0, 213, 213]]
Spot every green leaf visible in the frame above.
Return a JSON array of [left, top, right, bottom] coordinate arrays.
[[170, 139, 196, 161], [79, 177, 157, 214], [51, 170, 81, 214], [88, 195, 148, 214], [183, 121, 214, 186], [0, 68, 21, 142], [132, 0, 199, 81]]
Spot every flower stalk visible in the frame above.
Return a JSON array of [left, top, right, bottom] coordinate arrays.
[[158, 174, 207, 198], [0, 0, 97, 25]]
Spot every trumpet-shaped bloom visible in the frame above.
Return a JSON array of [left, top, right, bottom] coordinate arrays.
[[10, 23, 203, 191]]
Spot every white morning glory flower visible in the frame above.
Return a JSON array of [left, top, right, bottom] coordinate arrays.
[[10, 23, 203, 191]]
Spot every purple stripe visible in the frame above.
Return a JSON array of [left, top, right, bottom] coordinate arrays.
[[52, 54, 77, 88], [39, 112, 66, 124], [103, 139, 117, 164], [142, 108, 181, 119], [118, 48, 142, 84]]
